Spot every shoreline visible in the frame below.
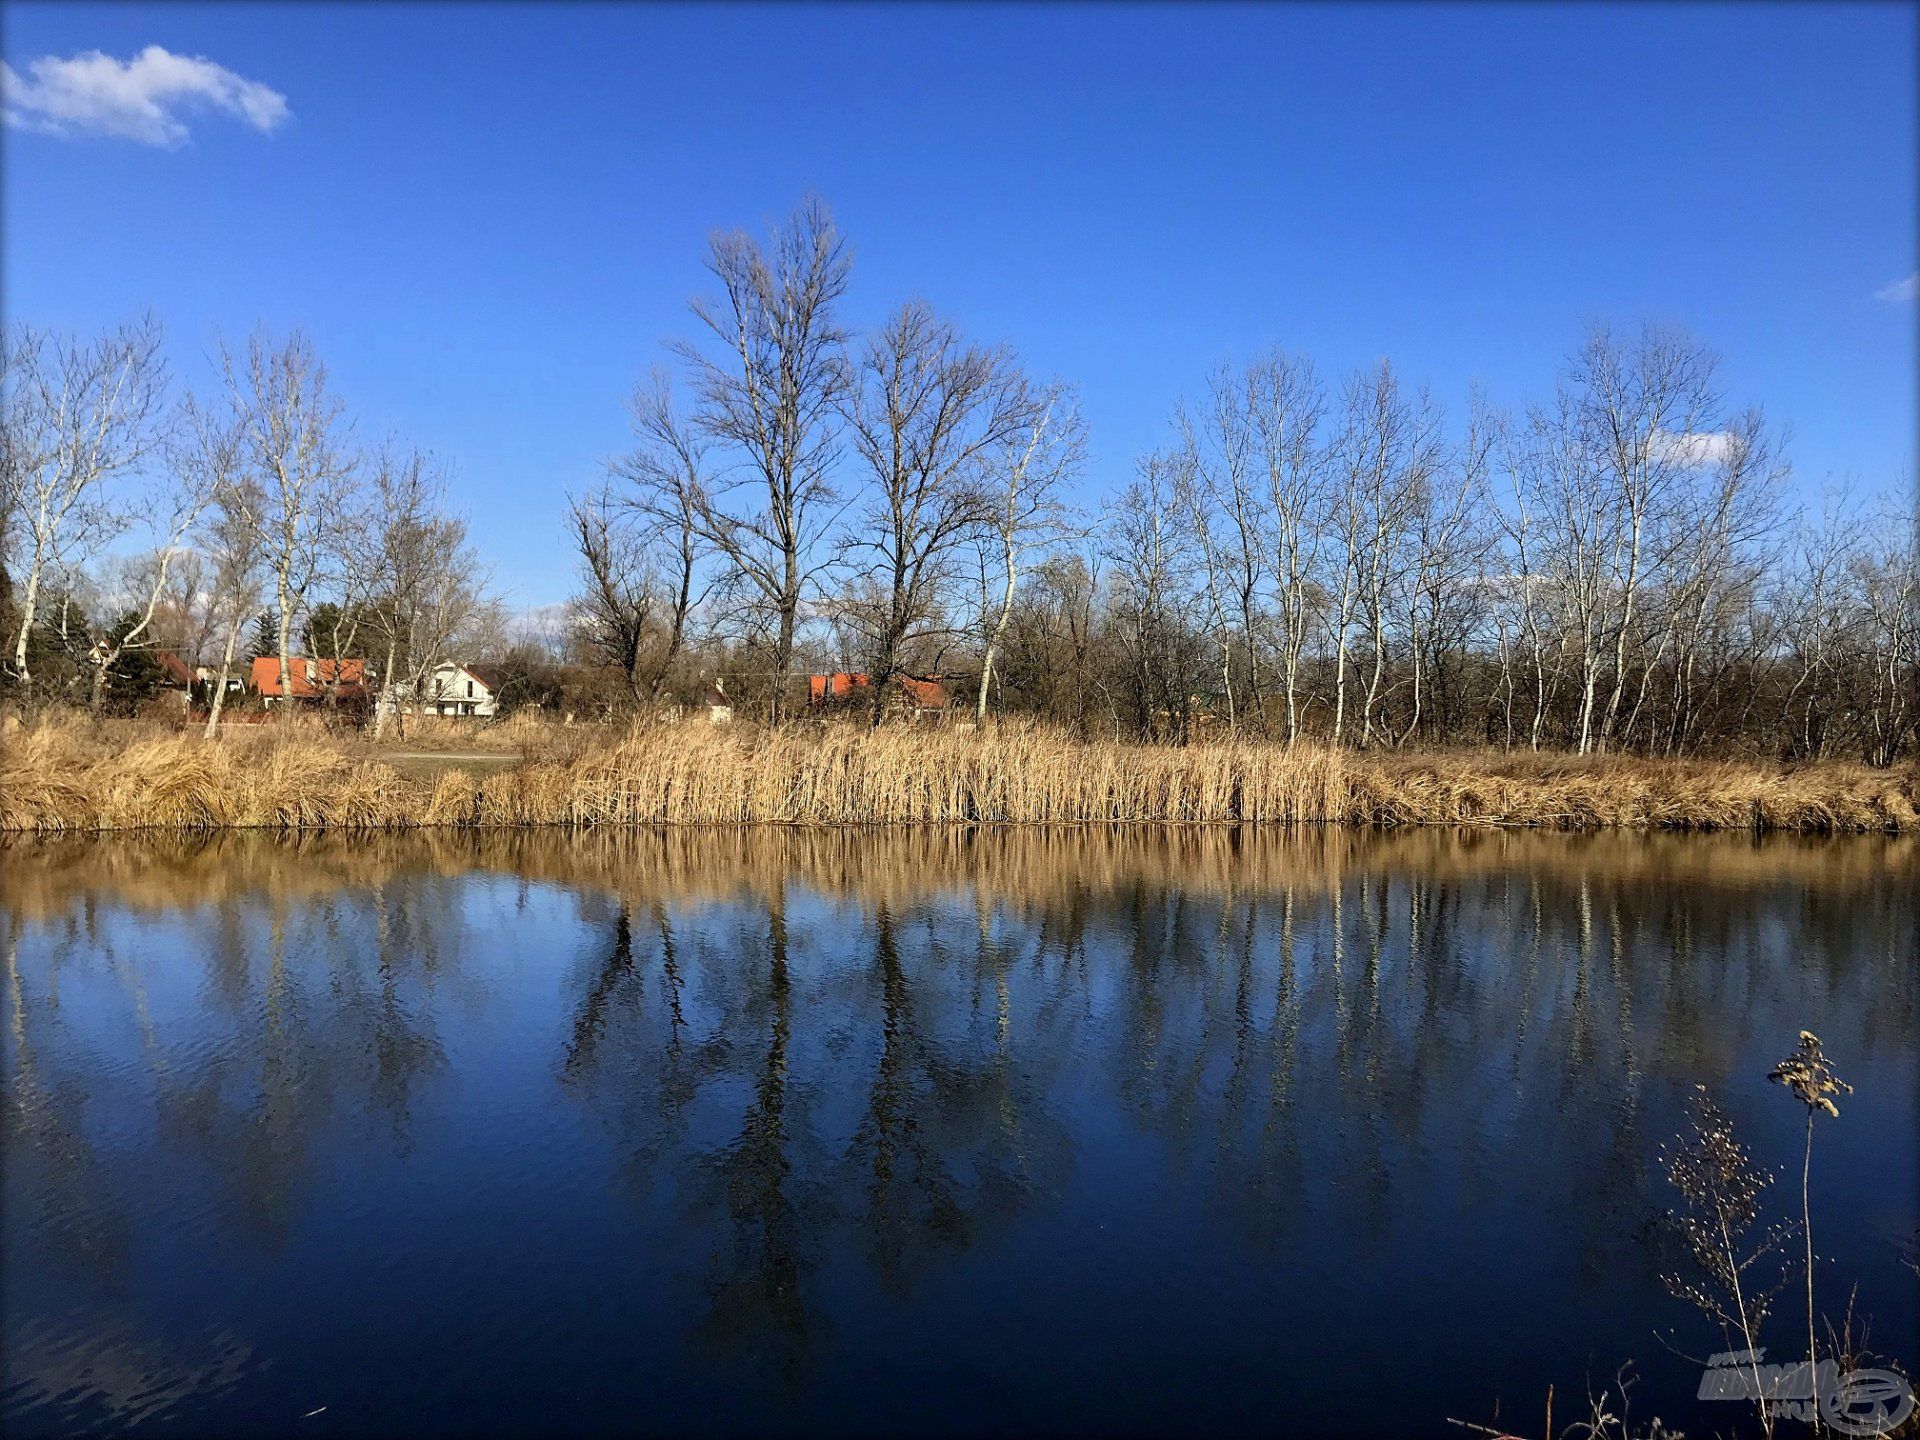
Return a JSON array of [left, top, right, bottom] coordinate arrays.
[[5, 718, 1914, 836]]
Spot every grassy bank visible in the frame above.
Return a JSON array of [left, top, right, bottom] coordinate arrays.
[[3, 714, 1914, 834]]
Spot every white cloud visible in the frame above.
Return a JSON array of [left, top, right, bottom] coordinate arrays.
[[1875, 273, 1918, 304], [1649, 429, 1736, 468], [2, 45, 288, 147]]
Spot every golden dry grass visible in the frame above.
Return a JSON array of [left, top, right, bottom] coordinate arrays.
[[368, 708, 590, 752], [2, 712, 1914, 835]]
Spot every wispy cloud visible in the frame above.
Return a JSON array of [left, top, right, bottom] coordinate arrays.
[[1649, 429, 1736, 468], [1875, 273, 1918, 304], [2, 45, 288, 147]]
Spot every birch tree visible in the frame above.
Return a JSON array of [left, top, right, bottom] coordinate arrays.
[[200, 471, 266, 737], [1171, 436, 1238, 729], [364, 447, 485, 739], [84, 404, 226, 711], [3, 318, 169, 690], [1776, 491, 1866, 759], [1511, 380, 1615, 755], [1396, 397, 1491, 747], [1855, 491, 1920, 766], [1247, 352, 1327, 742], [1495, 413, 1562, 751], [1568, 325, 1719, 752], [1108, 456, 1205, 741], [218, 330, 357, 721], [1179, 363, 1271, 732], [974, 383, 1085, 721], [1326, 362, 1433, 746], [1652, 409, 1784, 754]]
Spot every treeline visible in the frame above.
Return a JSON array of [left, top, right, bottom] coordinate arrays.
[[0, 319, 492, 729], [4, 197, 1916, 763], [568, 199, 1916, 763]]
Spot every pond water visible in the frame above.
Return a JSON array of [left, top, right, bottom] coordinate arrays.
[[3, 828, 1915, 1438]]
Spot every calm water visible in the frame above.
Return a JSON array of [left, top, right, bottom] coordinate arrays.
[[3, 828, 1916, 1438]]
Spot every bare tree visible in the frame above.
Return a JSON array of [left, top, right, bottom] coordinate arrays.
[[152, 548, 215, 672], [1569, 325, 1720, 752], [1107, 455, 1205, 741], [200, 468, 266, 738], [1510, 377, 1614, 755], [974, 383, 1085, 721], [676, 197, 851, 719], [1176, 364, 1271, 733], [608, 373, 710, 701], [1172, 446, 1234, 729], [1650, 410, 1785, 754], [1495, 411, 1564, 751], [364, 447, 485, 739], [3, 318, 170, 689], [1246, 352, 1328, 743], [567, 486, 658, 702], [842, 302, 1029, 723], [83, 403, 226, 711], [1396, 394, 1492, 746], [217, 330, 357, 722], [1854, 490, 1920, 767], [1324, 362, 1432, 746]]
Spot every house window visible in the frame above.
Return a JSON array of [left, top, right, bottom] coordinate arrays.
[[466, 678, 474, 697]]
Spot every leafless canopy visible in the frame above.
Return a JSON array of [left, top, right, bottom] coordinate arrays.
[[837, 301, 1033, 718], [674, 196, 852, 718]]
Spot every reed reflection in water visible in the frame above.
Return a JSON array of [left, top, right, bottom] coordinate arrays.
[[3, 828, 1915, 1438]]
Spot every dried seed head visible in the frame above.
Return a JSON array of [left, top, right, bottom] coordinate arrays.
[[1767, 1030, 1852, 1118]]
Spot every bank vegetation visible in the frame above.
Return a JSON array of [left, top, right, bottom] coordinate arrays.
[[3, 714, 1913, 836], [6, 201, 1915, 767]]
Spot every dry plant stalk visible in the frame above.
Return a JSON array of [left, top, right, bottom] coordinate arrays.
[[3, 712, 1916, 835], [1768, 1030, 1853, 1413]]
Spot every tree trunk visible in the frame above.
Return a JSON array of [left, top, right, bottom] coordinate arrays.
[[1400, 626, 1424, 748], [372, 635, 399, 740], [276, 573, 296, 725], [1333, 626, 1350, 746], [204, 614, 242, 740], [10, 560, 42, 686], [978, 548, 1017, 724]]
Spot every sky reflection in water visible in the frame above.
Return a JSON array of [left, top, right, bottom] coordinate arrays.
[[3, 828, 1915, 1438]]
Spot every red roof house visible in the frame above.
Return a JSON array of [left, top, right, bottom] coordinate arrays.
[[156, 650, 196, 688], [809, 671, 870, 706], [895, 675, 950, 711], [807, 671, 950, 714], [251, 656, 368, 700]]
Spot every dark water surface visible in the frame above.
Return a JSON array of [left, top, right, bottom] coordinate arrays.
[[3, 828, 1916, 1438]]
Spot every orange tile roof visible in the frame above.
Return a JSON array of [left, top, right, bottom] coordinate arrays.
[[896, 675, 949, 709], [251, 656, 367, 698]]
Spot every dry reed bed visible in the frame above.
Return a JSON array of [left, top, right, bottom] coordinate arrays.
[[3, 717, 1914, 835]]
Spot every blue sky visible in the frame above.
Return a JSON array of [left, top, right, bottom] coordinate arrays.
[[6, 2, 1915, 609]]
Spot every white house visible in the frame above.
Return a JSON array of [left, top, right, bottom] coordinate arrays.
[[385, 662, 503, 719]]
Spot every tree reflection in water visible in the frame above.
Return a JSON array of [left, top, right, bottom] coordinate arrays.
[[2, 827, 1914, 1436]]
